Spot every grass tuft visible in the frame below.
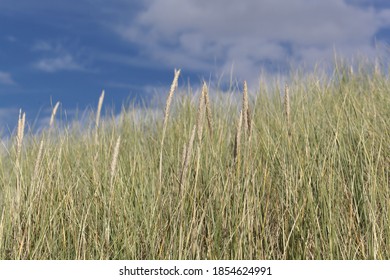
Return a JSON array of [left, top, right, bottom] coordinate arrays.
[[0, 64, 389, 260]]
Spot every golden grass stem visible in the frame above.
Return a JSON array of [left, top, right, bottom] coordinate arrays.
[[197, 83, 207, 143], [110, 136, 121, 188], [0, 209, 4, 252], [159, 69, 181, 186], [180, 125, 196, 191], [13, 109, 26, 244], [204, 83, 213, 137], [284, 83, 291, 136], [16, 109, 26, 168], [180, 143, 187, 172], [17, 109, 25, 152], [33, 139, 44, 183], [194, 83, 209, 190], [234, 110, 243, 173], [243, 81, 249, 137]]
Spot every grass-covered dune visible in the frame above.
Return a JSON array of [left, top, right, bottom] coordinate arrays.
[[0, 65, 389, 259]]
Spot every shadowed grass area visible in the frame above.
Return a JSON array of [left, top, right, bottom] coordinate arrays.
[[0, 64, 389, 259]]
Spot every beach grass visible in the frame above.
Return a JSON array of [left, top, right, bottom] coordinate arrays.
[[0, 64, 389, 260]]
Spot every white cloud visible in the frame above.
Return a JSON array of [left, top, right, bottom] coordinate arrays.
[[115, 0, 390, 82], [0, 71, 15, 85], [32, 40, 87, 73], [32, 41, 55, 52], [34, 55, 84, 72]]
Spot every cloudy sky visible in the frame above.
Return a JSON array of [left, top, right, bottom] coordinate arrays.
[[0, 0, 389, 133]]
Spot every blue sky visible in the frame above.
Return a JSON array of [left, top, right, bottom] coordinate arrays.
[[1, 0, 389, 134]]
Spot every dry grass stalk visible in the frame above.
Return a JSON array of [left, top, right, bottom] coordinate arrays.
[[203, 83, 213, 137], [242, 81, 249, 137], [14, 109, 25, 235], [16, 109, 26, 164], [197, 83, 207, 143], [180, 125, 196, 190], [193, 83, 209, 190], [0, 209, 4, 249], [49, 102, 60, 127], [247, 110, 253, 142], [104, 220, 111, 252], [284, 83, 291, 136], [234, 110, 243, 170], [110, 136, 121, 187], [162, 69, 181, 133], [159, 69, 181, 185], [33, 139, 44, 182], [242, 81, 253, 140], [181, 143, 187, 171], [17, 109, 25, 149]]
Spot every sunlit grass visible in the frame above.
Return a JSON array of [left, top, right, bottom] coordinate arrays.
[[0, 63, 389, 259]]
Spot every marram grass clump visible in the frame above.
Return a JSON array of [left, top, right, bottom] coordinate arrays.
[[0, 66, 389, 260]]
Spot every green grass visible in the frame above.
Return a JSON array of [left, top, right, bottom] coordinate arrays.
[[0, 64, 389, 259]]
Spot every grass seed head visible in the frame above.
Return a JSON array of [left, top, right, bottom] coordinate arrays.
[[50, 102, 60, 127], [95, 90, 105, 144], [284, 83, 291, 134], [242, 81, 252, 140], [96, 90, 105, 129], [110, 136, 121, 185], [163, 69, 181, 131], [196, 83, 207, 143], [243, 81, 249, 135], [204, 84, 213, 136], [159, 69, 181, 185], [17, 109, 26, 156]]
